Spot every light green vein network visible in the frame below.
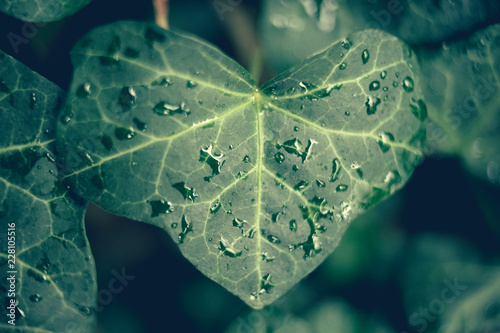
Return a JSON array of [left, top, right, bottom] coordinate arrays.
[[57, 21, 426, 308], [0, 51, 96, 331], [0, 0, 92, 22]]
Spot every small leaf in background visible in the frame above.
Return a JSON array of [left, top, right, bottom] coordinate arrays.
[[0, 0, 92, 22], [389, 0, 500, 45], [441, 272, 500, 333], [400, 234, 499, 333], [57, 21, 425, 308], [421, 24, 500, 185], [0, 51, 96, 332]]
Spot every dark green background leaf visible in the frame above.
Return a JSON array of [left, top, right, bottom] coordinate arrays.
[[260, 0, 500, 74], [0, 0, 91, 22], [0, 51, 96, 332], [421, 24, 500, 185], [57, 21, 425, 308]]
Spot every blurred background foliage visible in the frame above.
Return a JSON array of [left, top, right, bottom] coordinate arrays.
[[1, 0, 499, 332]]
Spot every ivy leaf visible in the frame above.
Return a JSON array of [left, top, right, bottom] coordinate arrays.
[[0, 51, 96, 331], [390, 0, 500, 45], [0, 0, 92, 22], [57, 21, 425, 309], [441, 271, 500, 333], [422, 24, 500, 185]]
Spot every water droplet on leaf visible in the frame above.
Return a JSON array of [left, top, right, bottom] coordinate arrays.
[[274, 152, 285, 163], [369, 80, 380, 91], [402, 76, 414, 92], [361, 49, 370, 64], [149, 199, 173, 217], [115, 127, 135, 140]]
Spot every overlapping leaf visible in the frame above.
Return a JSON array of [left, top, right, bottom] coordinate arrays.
[[421, 24, 500, 185], [57, 21, 426, 308], [0, 51, 96, 332], [0, 0, 91, 22]]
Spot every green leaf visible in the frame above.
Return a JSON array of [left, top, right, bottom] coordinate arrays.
[[401, 234, 500, 332], [0, 51, 96, 331], [422, 24, 500, 185], [56, 21, 425, 308], [390, 0, 500, 45], [441, 271, 500, 333], [0, 0, 92, 22]]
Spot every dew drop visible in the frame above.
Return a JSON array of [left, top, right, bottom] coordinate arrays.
[[27, 269, 48, 283], [369, 80, 380, 91], [409, 98, 428, 121], [210, 200, 221, 214], [341, 38, 352, 49], [377, 132, 395, 153], [30, 294, 42, 302], [178, 215, 193, 244], [267, 235, 281, 244], [361, 49, 370, 64], [171, 223, 178, 229], [219, 237, 242, 258], [199, 145, 225, 175], [149, 199, 173, 217], [243, 155, 251, 163], [172, 182, 198, 201], [261, 252, 275, 262], [99, 135, 113, 151], [119, 87, 137, 111], [187, 80, 198, 89], [259, 273, 274, 294], [60, 106, 73, 124], [289, 219, 297, 232], [336, 184, 348, 192], [153, 101, 190, 116], [151, 77, 172, 87], [274, 152, 285, 163], [402, 76, 414, 92], [124, 47, 139, 58], [132, 117, 147, 131], [339, 63, 347, 70], [115, 127, 135, 140], [380, 71, 387, 79], [233, 218, 247, 233], [76, 83, 92, 98], [294, 180, 309, 191], [365, 96, 381, 115], [330, 158, 341, 182], [316, 179, 326, 188], [293, 126, 299, 132], [145, 27, 167, 44]]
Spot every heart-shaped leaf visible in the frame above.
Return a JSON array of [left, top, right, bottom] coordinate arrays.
[[57, 21, 426, 308], [0, 51, 96, 331], [0, 0, 92, 22]]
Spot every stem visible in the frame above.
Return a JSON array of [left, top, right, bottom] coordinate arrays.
[[153, 0, 169, 29], [221, 4, 264, 83]]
